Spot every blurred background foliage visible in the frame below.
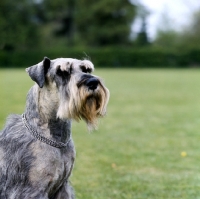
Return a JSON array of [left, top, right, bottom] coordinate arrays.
[[0, 0, 200, 67], [0, 0, 137, 49]]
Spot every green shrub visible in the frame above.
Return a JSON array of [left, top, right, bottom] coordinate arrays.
[[1, 47, 200, 68]]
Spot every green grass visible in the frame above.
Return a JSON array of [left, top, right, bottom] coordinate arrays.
[[1, 68, 200, 198]]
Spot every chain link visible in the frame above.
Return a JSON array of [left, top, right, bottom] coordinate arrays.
[[22, 114, 70, 148]]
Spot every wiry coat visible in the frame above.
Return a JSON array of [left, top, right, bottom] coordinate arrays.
[[0, 88, 75, 199], [0, 57, 109, 199]]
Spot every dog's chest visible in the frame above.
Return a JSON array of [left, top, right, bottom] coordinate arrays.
[[29, 141, 75, 194]]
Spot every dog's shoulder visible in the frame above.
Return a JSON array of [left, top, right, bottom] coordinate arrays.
[[1, 114, 22, 132], [0, 114, 29, 146], [5, 114, 22, 126]]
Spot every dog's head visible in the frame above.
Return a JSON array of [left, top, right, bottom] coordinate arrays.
[[26, 57, 110, 130]]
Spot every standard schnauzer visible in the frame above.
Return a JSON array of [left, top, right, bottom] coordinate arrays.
[[0, 57, 110, 199]]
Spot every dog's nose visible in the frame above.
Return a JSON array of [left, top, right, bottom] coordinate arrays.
[[85, 77, 99, 90]]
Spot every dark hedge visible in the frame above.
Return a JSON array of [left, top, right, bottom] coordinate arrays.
[[1, 48, 200, 68]]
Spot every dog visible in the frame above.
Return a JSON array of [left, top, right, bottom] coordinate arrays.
[[0, 57, 110, 199]]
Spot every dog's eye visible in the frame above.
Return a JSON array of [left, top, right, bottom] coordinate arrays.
[[82, 68, 87, 73], [57, 68, 63, 76], [86, 68, 92, 73], [80, 66, 92, 73], [63, 71, 70, 78], [57, 68, 70, 78]]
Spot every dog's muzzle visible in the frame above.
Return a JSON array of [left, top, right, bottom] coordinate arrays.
[[77, 75, 100, 91]]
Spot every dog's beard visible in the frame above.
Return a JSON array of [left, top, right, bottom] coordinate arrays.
[[57, 82, 109, 131], [79, 94, 102, 131]]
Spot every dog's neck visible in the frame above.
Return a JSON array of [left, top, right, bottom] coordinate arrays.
[[24, 85, 71, 143]]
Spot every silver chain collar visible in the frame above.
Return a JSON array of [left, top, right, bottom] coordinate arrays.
[[22, 113, 70, 148]]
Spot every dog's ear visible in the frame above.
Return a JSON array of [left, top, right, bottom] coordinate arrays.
[[26, 57, 51, 88]]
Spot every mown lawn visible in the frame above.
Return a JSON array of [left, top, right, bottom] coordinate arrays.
[[1, 68, 200, 198]]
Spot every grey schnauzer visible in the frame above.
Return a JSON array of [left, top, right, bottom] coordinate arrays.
[[0, 57, 110, 199]]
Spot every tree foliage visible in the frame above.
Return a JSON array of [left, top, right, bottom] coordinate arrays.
[[180, 10, 200, 49], [0, 0, 137, 50], [154, 8, 200, 50], [75, 0, 137, 46], [0, 0, 40, 50]]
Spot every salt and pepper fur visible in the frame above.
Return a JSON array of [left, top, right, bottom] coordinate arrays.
[[0, 57, 109, 199]]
